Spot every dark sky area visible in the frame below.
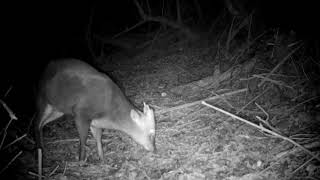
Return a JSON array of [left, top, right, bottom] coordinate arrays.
[[2, 0, 320, 115], [5, 1, 319, 68]]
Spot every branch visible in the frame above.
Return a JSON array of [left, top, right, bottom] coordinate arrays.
[[2, 134, 27, 150]]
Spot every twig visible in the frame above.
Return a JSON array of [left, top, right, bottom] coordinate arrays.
[[253, 74, 294, 89], [245, 74, 249, 101], [237, 86, 271, 114], [4, 86, 12, 98], [27, 113, 36, 134], [28, 171, 45, 179], [133, 0, 145, 19], [149, 26, 162, 50], [48, 165, 59, 177], [112, 20, 146, 39], [288, 40, 302, 48], [0, 99, 18, 120], [290, 134, 319, 138], [47, 138, 112, 145], [309, 56, 320, 67], [211, 91, 235, 109], [25, 136, 35, 145], [288, 96, 319, 112], [290, 154, 318, 176], [259, 156, 284, 175], [0, 129, 8, 149], [62, 161, 67, 175], [2, 134, 27, 150], [201, 101, 320, 162], [0, 151, 23, 174], [255, 103, 269, 121], [226, 16, 235, 52], [256, 116, 281, 135], [240, 73, 299, 80], [0, 99, 18, 149], [157, 88, 247, 114], [258, 44, 302, 87], [255, 103, 280, 136]]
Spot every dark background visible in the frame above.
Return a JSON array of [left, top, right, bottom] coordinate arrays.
[[2, 0, 319, 123]]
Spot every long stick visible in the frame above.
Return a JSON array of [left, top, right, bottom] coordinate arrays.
[[38, 148, 42, 180]]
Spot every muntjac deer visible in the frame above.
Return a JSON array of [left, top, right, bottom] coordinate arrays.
[[35, 59, 156, 162]]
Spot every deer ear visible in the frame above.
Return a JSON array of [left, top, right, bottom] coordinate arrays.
[[143, 102, 153, 115], [130, 109, 143, 127], [143, 102, 149, 113]]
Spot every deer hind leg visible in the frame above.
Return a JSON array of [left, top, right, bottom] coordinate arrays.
[[39, 104, 64, 128], [38, 104, 64, 146], [74, 113, 90, 161]]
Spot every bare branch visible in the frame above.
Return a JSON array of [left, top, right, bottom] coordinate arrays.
[[2, 134, 27, 150]]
